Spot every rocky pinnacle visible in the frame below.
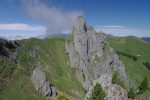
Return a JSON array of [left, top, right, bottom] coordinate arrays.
[[66, 16, 129, 100]]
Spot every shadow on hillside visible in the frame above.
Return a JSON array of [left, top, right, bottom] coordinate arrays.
[[143, 62, 150, 70], [116, 51, 137, 61]]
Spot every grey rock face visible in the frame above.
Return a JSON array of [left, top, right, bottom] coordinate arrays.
[[10, 46, 21, 65], [107, 84, 128, 100], [148, 96, 150, 100], [66, 16, 129, 99], [31, 66, 57, 97], [86, 74, 128, 100]]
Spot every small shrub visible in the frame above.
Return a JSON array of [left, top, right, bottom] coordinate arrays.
[[112, 71, 118, 84], [112, 71, 125, 88], [57, 92, 69, 100], [139, 77, 148, 94], [5, 41, 16, 51], [89, 83, 106, 100], [128, 88, 136, 99]]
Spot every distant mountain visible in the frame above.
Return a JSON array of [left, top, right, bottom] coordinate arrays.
[[45, 33, 67, 39], [0, 38, 7, 43], [142, 37, 150, 42]]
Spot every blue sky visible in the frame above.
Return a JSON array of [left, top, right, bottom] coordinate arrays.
[[0, 0, 150, 40]]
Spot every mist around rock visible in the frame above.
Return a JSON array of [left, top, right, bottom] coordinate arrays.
[[23, 0, 83, 37]]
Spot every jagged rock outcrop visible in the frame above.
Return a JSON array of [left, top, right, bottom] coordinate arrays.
[[66, 16, 129, 99], [86, 74, 128, 100], [31, 66, 57, 97]]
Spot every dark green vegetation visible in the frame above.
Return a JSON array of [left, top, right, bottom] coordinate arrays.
[[0, 38, 85, 100], [138, 77, 149, 94], [116, 51, 137, 61], [128, 88, 136, 99], [108, 36, 150, 99], [128, 77, 149, 99], [0, 39, 15, 57], [0, 39, 19, 90], [112, 71, 125, 88], [143, 62, 150, 70], [89, 83, 106, 100]]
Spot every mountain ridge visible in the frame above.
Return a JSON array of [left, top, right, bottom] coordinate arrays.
[[0, 17, 150, 100]]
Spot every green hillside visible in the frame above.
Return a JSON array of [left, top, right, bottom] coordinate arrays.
[[0, 38, 85, 100], [108, 36, 150, 99], [0, 36, 150, 100], [108, 36, 150, 86]]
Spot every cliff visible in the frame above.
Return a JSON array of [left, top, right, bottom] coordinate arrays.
[[66, 16, 129, 99]]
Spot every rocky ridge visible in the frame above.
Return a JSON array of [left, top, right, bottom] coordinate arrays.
[[66, 16, 129, 99]]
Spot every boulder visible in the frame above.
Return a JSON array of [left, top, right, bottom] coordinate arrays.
[[31, 66, 57, 97]]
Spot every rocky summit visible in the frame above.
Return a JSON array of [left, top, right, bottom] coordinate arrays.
[[66, 16, 129, 99]]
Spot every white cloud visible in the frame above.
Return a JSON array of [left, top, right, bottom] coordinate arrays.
[[0, 23, 46, 40], [22, 0, 83, 36], [103, 26, 124, 28], [0, 31, 45, 40], [95, 26, 150, 37], [0, 0, 83, 40], [0, 23, 46, 31]]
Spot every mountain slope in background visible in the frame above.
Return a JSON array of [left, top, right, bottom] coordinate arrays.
[[108, 36, 150, 99], [142, 37, 150, 42], [108, 36, 150, 86]]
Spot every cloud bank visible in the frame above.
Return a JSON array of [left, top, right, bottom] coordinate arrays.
[[96, 26, 150, 37], [0, 25, 46, 40], [23, 0, 83, 36], [0, 23, 46, 40], [0, 0, 83, 40], [0, 23, 46, 31], [0, 32, 43, 40]]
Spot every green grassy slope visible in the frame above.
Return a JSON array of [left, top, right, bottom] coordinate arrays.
[[0, 75, 45, 100], [108, 36, 150, 86], [0, 38, 85, 100], [1, 36, 149, 99]]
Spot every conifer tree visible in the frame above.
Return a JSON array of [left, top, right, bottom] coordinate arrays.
[[90, 83, 106, 100], [139, 77, 148, 94]]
